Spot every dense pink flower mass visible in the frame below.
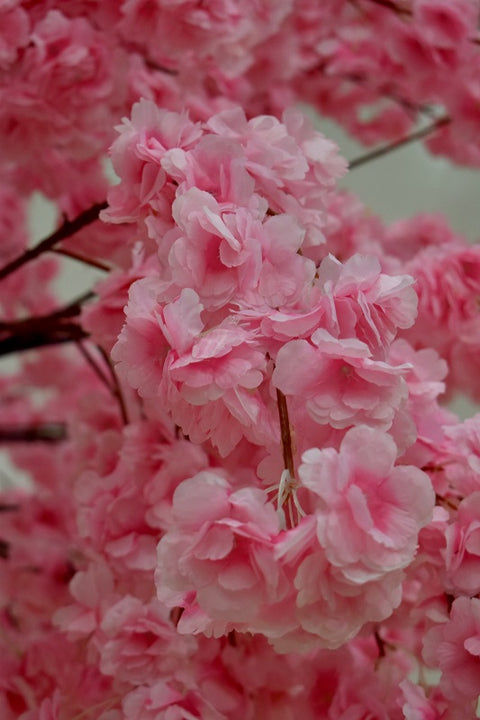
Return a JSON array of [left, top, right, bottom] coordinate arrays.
[[2, 1, 480, 718]]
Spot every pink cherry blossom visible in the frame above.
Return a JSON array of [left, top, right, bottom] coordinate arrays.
[[273, 515, 405, 651], [443, 492, 480, 596], [423, 597, 480, 711], [3, 5, 480, 717], [273, 330, 409, 431], [113, 280, 204, 398], [104, 98, 203, 225], [316, 253, 418, 357], [99, 596, 195, 685], [299, 426, 435, 580], [155, 470, 284, 634]]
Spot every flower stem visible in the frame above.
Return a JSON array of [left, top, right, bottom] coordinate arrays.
[[276, 388, 295, 478]]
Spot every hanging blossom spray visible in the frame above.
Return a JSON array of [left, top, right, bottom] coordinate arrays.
[[1, 1, 480, 718]]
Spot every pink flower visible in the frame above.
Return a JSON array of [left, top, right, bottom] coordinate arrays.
[[0, 3, 29, 70], [104, 98, 203, 224], [155, 471, 284, 634], [274, 516, 405, 650], [122, 680, 229, 720], [441, 414, 480, 496], [413, 0, 478, 49], [81, 267, 144, 353], [167, 187, 315, 310], [299, 426, 435, 582], [273, 330, 409, 431], [159, 321, 277, 455], [0, 9, 118, 199], [167, 188, 264, 308], [53, 561, 117, 638], [444, 492, 480, 596], [122, 681, 192, 720], [423, 597, 480, 709], [400, 679, 447, 720], [99, 596, 194, 685], [316, 253, 418, 357], [207, 106, 347, 245], [113, 280, 204, 398]]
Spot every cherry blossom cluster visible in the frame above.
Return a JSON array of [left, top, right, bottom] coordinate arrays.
[[2, 2, 480, 719], [1, 0, 480, 222]]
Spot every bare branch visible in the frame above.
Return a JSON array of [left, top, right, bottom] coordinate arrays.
[[0, 323, 88, 356], [97, 345, 130, 425], [0, 423, 67, 443], [0, 202, 107, 281], [349, 115, 451, 169], [52, 247, 111, 273]]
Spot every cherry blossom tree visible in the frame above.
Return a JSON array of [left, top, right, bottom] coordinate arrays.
[[2, 1, 480, 718]]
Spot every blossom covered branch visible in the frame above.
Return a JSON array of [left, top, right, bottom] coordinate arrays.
[[1, 2, 480, 720]]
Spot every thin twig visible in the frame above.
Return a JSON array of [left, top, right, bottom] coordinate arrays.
[[96, 345, 129, 425], [324, 68, 434, 119], [52, 247, 111, 273], [360, 0, 410, 16], [76, 342, 115, 392], [307, 56, 434, 120], [0, 202, 107, 281], [349, 114, 451, 169]]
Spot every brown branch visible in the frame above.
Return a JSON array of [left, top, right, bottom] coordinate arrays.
[[0, 322, 88, 356], [0, 291, 94, 334], [349, 114, 451, 169], [0, 503, 21, 513], [0, 423, 67, 443], [360, 0, 410, 16], [76, 342, 114, 392], [51, 247, 111, 273], [0, 202, 107, 281], [276, 388, 295, 478], [0, 292, 94, 356], [97, 345, 129, 425], [324, 68, 434, 119]]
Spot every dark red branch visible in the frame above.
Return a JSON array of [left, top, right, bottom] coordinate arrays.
[[0, 291, 94, 334], [0, 202, 107, 281], [52, 247, 111, 273], [349, 114, 451, 169], [97, 345, 129, 426], [361, 0, 410, 16], [0, 423, 67, 443], [276, 388, 295, 478], [0, 322, 88, 356], [0, 292, 94, 356]]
